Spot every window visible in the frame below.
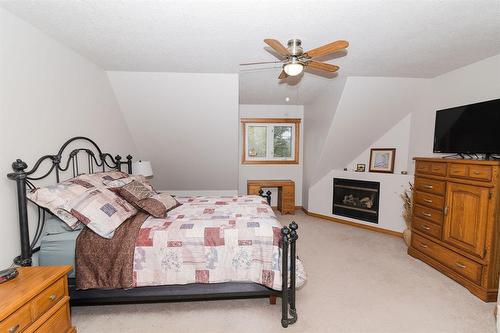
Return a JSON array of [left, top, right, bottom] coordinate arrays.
[[242, 118, 300, 164]]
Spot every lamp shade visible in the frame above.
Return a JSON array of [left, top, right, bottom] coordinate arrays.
[[132, 161, 153, 177]]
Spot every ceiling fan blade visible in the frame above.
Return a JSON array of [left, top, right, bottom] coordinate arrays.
[[278, 70, 288, 79], [264, 39, 290, 57], [306, 61, 339, 72], [305, 40, 349, 58], [239, 61, 281, 66]]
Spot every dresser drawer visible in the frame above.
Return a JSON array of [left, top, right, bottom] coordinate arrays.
[[413, 204, 443, 225], [412, 233, 482, 284], [468, 165, 492, 181], [416, 161, 446, 176], [31, 278, 65, 320], [0, 303, 31, 333], [414, 191, 444, 210], [413, 217, 442, 239], [449, 163, 468, 178], [414, 177, 446, 196], [33, 300, 71, 333]]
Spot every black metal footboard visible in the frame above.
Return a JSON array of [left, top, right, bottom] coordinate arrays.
[[258, 188, 298, 327], [281, 222, 298, 327]]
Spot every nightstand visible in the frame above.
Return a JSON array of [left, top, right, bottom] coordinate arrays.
[[0, 266, 75, 333]]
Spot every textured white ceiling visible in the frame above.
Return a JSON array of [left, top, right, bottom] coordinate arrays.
[[2, 0, 499, 104]]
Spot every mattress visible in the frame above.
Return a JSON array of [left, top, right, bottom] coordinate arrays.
[[39, 217, 81, 278]]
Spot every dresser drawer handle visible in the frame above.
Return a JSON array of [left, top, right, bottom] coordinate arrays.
[[421, 225, 431, 230], [472, 171, 481, 175], [422, 212, 432, 217], [423, 199, 433, 203], [419, 243, 428, 249], [455, 262, 467, 269], [423, 185, 433, 189], [49, 293, 57, 301], [8, 324, 20, 333]]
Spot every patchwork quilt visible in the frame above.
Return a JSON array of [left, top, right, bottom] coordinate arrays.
[[133, 195, 302, 290]]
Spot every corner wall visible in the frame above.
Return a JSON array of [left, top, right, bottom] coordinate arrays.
[[238, 104, 304, 206], [0, 8, 137, 267], [107, 71, 239, 193]]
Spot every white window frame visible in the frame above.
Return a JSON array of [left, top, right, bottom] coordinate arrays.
[[241, 118, 301, 165]]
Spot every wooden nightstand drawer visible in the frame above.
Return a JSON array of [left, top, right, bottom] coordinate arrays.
[[0, 303, 31, 333], [33, 299, 71, 333], [31, 278, 65, 320]]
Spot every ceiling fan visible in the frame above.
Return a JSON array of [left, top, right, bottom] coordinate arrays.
[[240, 39, 349, 79]]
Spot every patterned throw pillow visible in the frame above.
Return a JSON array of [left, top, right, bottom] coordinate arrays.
[[27, 178, 96, 229], [77, 171, 129, 187], [104, 174, 154, 191], [68, 187, 137, 238], [136, 192, 181, 218], [116, 181, 179, 218]]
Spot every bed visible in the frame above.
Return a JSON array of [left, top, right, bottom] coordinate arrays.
[[7, 137, 300, 328]]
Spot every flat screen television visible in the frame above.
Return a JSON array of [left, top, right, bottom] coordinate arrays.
[[433, 98, 500, 156]]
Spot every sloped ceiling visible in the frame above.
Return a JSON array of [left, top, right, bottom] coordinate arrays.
[[1, 0, 499, 104]]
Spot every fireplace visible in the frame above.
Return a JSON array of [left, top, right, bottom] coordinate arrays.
[[332, 178, 380, 224]]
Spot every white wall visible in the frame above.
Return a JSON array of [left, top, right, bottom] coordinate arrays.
[[304, 54, 500, 233], [0, 8, 137, 268], [303, 78, 346, 209], [346, 114, 412, 174], [107, 71, 239, 193], [238, 104, 303, 206], [309, 171, 412, 232], [308, 116, 414, 233], [409, 54, 500, 171]]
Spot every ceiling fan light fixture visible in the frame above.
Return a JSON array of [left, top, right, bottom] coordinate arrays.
[[283, 60, 304, 76]]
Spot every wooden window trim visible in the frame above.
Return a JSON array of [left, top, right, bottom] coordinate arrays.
[[241, 118, 301, 165]]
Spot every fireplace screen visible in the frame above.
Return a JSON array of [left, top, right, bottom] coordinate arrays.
[[332, 178, 380, 224]]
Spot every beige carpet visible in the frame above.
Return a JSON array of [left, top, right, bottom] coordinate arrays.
[[72, 211, 496, 333]]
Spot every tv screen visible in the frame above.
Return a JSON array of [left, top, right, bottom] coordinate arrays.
[[433, 98, 500, 154]]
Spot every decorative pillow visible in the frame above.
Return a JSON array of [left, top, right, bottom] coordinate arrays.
[[77, 171, 129, 187], [136, 192, 181, 218], [116, 181, 179, 218], [104, 174, 154, 190], [27, 178, 96, 229], [67, 188, 137, 238]]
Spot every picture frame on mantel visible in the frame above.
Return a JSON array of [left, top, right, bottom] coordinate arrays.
[[369, 148, 396, 173]]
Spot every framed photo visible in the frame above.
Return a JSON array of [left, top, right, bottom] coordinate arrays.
[[356, 164, 366, 172], [369, 148, 396, 173]]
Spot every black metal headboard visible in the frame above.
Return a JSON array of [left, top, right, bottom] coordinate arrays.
[[7, 136, 133, 266]]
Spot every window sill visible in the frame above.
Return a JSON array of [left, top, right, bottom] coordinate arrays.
[[242, 159, 299, 165]]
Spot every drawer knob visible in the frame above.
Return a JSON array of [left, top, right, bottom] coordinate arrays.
[[49, 293, 57, 301], [423, 185, 433, 189], [421, 225, 431, 230], [419, 243, 428, 249], [455, 262, 467, 269], [8, 324, 20, 333], [422, 212, 432, 217], [473, 171, 480, 175], [423, 199, 433, 203]]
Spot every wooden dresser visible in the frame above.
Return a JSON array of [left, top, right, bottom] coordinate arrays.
[[247, 179, 295, 214], [0, 266, 75, 333], [408, 158, 500, 301]]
